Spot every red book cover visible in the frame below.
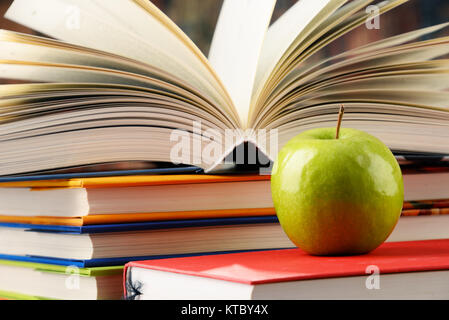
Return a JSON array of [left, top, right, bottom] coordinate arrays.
[[124, 239, 449, 290]]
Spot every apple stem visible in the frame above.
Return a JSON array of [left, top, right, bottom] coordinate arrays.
[[336, 105, 345, 139]]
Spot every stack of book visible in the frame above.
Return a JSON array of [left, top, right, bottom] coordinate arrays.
[[390, 155, 449, 241], [124, 239, 449, 300], [0, 0, 449, 300], [0, 168, 292, 300], [0, 157, 448, 300]]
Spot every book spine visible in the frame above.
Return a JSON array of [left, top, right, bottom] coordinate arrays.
[[403, 199, 449, 210], [402, 208, 449, 217]]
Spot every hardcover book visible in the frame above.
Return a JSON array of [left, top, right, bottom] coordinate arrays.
[[1, 213, 449, 267], [0, 174, 273, 220], [124, 239, 449, 300], [0, 171, 447, 226], [0, 216, 293, 266], [0, 259, 123, 300], [0, 0, 448, 175]]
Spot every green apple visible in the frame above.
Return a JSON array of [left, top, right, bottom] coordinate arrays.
[[271, 127, 404, 256]]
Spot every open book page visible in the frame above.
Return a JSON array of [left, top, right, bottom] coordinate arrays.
[[251, 0, 418, 128], [292, 0, 409, 67], [132, 0, 240, 124], [268, 100, 449, 132], [0, 98, 229, 140], [250, 0, 410, 128], [300, 73, 449, 98], [273, 59, 448, 125], [0, 125, 224, 175], [277, 39, 449, 108], [249, 0, 373, 126], [297, 90, 449, 111], [262, 0, 377, 96], [256, 49, 449, 130], [264, 63, 449, 118], [1, 0, 449, 174], [5, 0, 240, 127], [0, 31, 237, 128], [250, 0, 347, 120], [0, 82, 232, 174], [0, 31, 199, 93], [271, 102, 449, 159], [272, 22, 449, 104], [347, 22, 449, 56], [296, 0, 410, 63], [0, 84, 233, 135], [208, 0, 276, 129]]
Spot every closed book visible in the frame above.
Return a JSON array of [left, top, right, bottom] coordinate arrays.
[[0, 260, 123, 300], [0, 216, 292, 267], [124, 239, 449, 300], [2, 213, 449, 267], [0, 171, 447, 226], [0, 174, 272, 219]]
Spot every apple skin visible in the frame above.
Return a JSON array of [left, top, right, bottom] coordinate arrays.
[[271, 127, 404, 256]]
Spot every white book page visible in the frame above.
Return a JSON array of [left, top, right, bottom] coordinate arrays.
[[5, 0, 239, 126], [252, 0, 338, 105], [208, 0, 276, 128], [274, 22, 449, 97]]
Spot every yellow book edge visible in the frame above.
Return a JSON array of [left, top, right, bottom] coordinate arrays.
[[0, 174, 271, 189], [0, 208, 277, 226]]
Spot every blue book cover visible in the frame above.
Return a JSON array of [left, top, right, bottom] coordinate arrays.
[[0, 216, 279, 234], [0, 248, 292, 268], [0, 166, 203, 183], [0, 216, 284, 267]]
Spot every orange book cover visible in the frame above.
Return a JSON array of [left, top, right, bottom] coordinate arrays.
[[1, 204, 448, 226], [0, 208, 276, 226], [0, 174, 273, 226], [1, 174, 447, 226], [0, 174, 270, 189]]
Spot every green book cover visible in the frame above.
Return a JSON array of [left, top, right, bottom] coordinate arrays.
[[0, 290, 53, 300], [0, 260, 123, 277]]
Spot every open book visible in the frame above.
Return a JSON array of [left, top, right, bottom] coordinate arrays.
[[1, 0, 449, 175]]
